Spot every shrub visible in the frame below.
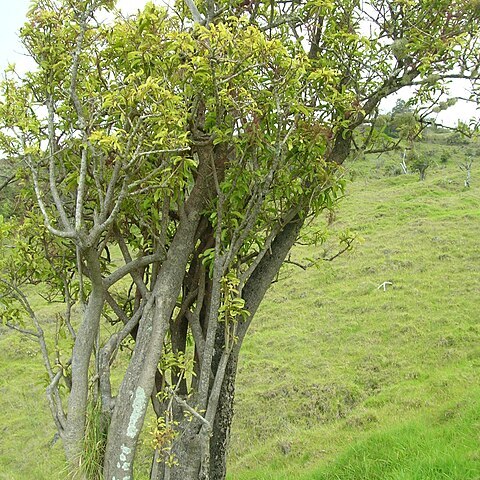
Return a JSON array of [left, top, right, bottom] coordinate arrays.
[[446, 132, 469, 145], [439, 151, 450, 164]]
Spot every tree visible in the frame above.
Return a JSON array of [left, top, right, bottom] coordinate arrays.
[[0, 1, 479, 479], [410, 150, 431, 180], [460, 153, 474, 187], [384, 99, 416, 138]]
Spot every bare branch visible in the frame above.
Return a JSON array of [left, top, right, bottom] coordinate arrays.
[[75, 147, 88, 232], [323, 240, 354, 262], [103, 253, 164, 288], [28, 165, 76, 238], [135, 147, 190, 157], [239, 206, 300, 291], [46, 99, 74, 233], [4, 322, 39, 337], [169, 388, 211, 429]]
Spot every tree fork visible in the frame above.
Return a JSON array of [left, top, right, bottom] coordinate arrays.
[[103, 142, 223, 479]]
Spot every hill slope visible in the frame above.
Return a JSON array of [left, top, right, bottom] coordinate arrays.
[[228, 142, 480, 479]]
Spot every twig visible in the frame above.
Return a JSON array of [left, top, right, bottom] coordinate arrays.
[[168, 388, 211, 429], [377, 281, 393, 291], [4, 322, 39, 337]]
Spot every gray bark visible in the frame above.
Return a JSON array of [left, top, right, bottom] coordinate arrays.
[[103, 144, 217, 480], [103, 213, 202, 479], [64, 248, 105, 475], [209, 354, 237, 480]]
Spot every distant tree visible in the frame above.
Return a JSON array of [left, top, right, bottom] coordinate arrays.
[[0, 1, 479, 479], [391, 99, 410, 117], [379, 99, 417, 139], [460, 154, 474, 187], [410, 151, 431, 181]]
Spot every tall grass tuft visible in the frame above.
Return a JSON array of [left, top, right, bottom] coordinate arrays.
[[80, 396, 108, 480]]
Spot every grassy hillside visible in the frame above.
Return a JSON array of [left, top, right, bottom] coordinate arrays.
[[1, 135, 480, 479], [228, 137, 480, 479]]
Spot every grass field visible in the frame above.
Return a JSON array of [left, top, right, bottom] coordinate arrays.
[[1, 133, 480, 479]]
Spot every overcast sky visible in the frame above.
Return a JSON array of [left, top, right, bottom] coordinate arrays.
[[0, 1, 30, 73], [0, 0, 478, 127]]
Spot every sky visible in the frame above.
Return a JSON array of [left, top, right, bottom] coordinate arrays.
[[0, 0, 478, 127], [0, 1, 31, 73]]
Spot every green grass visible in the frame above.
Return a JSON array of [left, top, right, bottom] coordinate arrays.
[[227, 139, 480, 479], [1, 135, 480, 479], [0, 337, 66, 480], [305, 393, 480, 480], [232, 398, 480, 480]]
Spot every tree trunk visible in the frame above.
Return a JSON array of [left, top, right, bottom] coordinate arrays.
[[102, 225, 198, 479], [105, 205, 302, 479], [64, 248, 104, 477], [209, 354, 237, 480], [103, 144, 216, 480], [169, 428, 204, 480], [208, 215, 306, 480]]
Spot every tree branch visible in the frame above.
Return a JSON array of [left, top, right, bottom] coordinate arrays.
[[103, 253, 164, 288], [0, 174, 16, 194], [185, 0, 205, 24]]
